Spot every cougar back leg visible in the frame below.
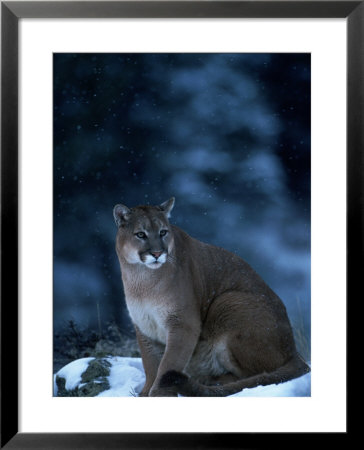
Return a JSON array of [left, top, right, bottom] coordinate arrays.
[[204, 291, 294, 377], [227, 331, 288, 376], [207, 373, 239, 385]]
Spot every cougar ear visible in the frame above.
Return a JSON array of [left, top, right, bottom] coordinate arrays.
[[113, 204, 131, 227], [159, 197, 175, 218]]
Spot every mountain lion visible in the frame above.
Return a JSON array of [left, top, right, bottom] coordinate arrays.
[[113, 197, 310, 396]]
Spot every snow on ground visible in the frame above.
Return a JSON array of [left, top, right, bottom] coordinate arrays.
[[54, 356, 310, 397], [97, 357, 145, 397], [231, 370, 311, 397]]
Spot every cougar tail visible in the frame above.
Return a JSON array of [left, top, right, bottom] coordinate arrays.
[[159, 353, 310, 397]]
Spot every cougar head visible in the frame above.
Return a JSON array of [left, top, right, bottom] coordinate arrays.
[[113, 198, 175, 269]]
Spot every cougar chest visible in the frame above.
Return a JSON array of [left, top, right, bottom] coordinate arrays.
[[126, 297, 167, 344]]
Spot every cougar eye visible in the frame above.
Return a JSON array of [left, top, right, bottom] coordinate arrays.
[[160, 230, 168, 237], [135, 232, 147, 239]]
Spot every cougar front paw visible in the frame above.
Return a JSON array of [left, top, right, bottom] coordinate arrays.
[[148, 386, 178, 397], [138, 390, 149, 397]]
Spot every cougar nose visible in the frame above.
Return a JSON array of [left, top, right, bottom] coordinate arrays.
[[151, 251, 162, 259]]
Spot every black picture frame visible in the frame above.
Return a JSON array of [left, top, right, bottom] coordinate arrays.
[[1, 1, 358, 448]]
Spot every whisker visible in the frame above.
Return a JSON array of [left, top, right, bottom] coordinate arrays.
[[167, 254, 177, 265]]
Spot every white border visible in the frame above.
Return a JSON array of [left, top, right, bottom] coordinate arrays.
[[19, 18, 346, 433]]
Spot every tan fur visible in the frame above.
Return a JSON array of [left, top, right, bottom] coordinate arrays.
[[114, 198, 310, 396]]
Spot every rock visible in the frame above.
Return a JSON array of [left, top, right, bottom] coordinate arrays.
[[55, 357, 111, 397], [54, 356, 146, 397]]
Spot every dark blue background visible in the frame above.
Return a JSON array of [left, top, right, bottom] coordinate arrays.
[[53, 53, 310, 351]]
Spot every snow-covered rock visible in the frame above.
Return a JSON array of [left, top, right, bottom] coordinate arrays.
[[54, 356, 310, 397]]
